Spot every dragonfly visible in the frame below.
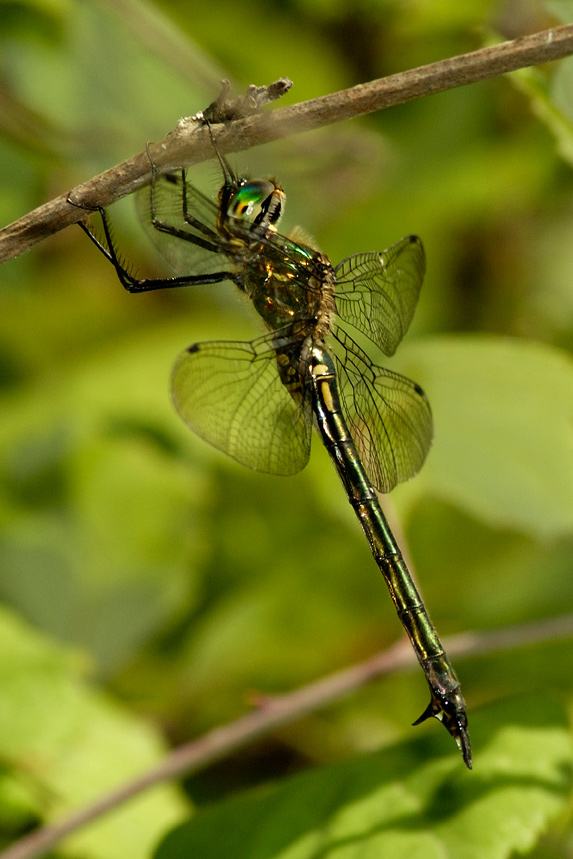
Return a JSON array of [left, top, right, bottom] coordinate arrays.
[[77, 125, 471, 769]]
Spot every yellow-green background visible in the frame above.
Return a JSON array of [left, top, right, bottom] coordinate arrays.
[[1, 1, 573, 857]]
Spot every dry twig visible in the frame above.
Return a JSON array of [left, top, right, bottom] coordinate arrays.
[[1, 24, 573, 263]]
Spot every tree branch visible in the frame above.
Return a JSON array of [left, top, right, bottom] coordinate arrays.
[[1, 23, 573, 264], [1, 612, 572, 859]]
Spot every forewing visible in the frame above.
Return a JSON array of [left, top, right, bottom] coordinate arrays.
[[171, 333, 312, 475], [135, 171, 233, 276], [334, 235, 426, 357], [332, 330, 433, 493]]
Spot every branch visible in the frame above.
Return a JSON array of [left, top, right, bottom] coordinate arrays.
[[2, 612, 572, 859], [1, 23, 573, 264]]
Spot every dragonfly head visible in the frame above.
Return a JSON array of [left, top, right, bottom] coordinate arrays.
[[223, 179, 285, 234]]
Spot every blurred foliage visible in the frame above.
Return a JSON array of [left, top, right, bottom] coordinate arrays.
[[0, 605, 187, 857], [156, 697, 572, 859], [1, 0, 573, 857]]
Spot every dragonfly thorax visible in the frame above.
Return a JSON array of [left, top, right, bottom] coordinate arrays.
[[246, 242, 336, 343], [219, 172, 336, 342]]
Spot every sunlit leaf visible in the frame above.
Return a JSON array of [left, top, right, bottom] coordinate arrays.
[[154, 696, 572, 859], [0, 605, 188, 858]]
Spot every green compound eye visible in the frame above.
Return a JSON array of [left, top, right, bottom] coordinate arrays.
[[227, 181, 283, 228]]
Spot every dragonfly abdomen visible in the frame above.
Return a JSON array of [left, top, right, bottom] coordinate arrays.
[[311, 346, 440, 650], [310, 344, 471, 768]]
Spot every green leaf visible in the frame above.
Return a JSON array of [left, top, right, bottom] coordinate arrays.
[[398, 335, 573, 539], [0, 604, 187, 858], [154, 696, 572, 859]]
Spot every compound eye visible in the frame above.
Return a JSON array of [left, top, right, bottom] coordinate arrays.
[[228, 181, 283, 229]]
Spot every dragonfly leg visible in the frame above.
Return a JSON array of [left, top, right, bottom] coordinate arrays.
[[71, 199, 234, 293], [143, 144, 220, 244]]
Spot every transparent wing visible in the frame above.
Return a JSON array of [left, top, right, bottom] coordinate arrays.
[[171, 332, 313, 475], [332, 328, 433, 493], [334, 235, 426, 357], [135, 171, 234, 277]]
